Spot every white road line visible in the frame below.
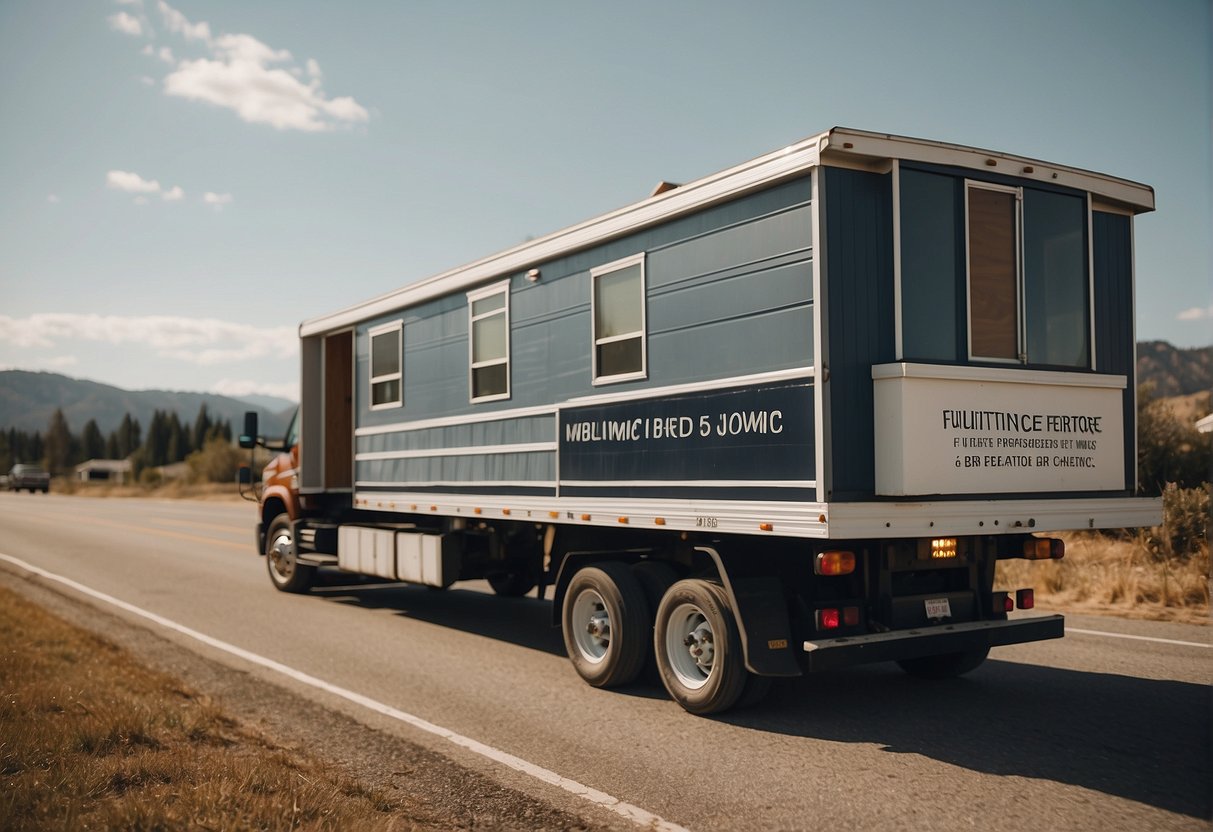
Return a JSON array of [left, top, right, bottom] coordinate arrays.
[[1067, 627, 1210, 649], [0, 552, 690, 832]]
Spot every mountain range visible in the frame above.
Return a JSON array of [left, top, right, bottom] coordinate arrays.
[[0, 371, 293, 438], [1135, 341, 1213, 399], [1, 340, 1208, 438]]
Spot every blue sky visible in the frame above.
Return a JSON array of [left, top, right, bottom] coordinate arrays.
[[0, 0, 1209, 403]]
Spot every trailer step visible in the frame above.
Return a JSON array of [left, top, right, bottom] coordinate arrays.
[[297, 553, 339, 567]]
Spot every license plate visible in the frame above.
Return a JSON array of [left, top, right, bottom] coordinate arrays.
[[925, 598, 952, 620]]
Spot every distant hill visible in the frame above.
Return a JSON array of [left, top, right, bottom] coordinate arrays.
[[0, 371, 293, 438], [235, 394, 298, 414], [1137, 341, 1213, 398]]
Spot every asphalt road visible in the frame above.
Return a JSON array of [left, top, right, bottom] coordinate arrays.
[[1, 491, 1209, 831]]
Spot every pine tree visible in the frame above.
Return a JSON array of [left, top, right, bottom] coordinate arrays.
[[105, 431, 120, 460], [193, 405, 213, 452], [44, 409, 74, 476], [81, 419, 106, 461]]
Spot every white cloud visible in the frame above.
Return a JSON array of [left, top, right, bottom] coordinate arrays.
[[0, 314, 297, 366], [156, 0, 211, 42], [132, 2, 369, 132], [107, 169, 161, 193], [106, 170, 189, 204], [108, 11, 144, 36], [1176, 306, 1213, 321], [139, 75, 156, 86], [203, 192, 233, 209], [47, 194, 60, 204]]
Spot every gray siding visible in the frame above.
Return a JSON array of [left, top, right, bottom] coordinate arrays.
[[824, 166, 895, 501], [348, 179, 814, 495], [1092, 210, 1137, 492]]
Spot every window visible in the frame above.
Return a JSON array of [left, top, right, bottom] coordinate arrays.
[[966, 183, 1021, 362], [591, 253, 646, 383], [369, 321, 402, 409], [900, 173, 1091, 369], [468, 281, 510, 401]]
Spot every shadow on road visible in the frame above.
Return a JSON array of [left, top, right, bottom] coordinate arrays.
[[309, 575, 1210, 820], [310, 576, 567, 657], [731, 661, 1212, 821]]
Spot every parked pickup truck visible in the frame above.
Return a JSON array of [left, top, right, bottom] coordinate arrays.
[[7, 464, 50, 493]]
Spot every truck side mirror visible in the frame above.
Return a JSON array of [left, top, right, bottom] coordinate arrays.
[[237, 465, 252, 485], [239, 411, 259, 449]]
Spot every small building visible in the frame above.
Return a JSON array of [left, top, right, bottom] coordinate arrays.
[[75, 459, 132, 483]]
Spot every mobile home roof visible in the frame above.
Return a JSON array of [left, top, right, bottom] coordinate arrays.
[[300, 127, 1154, 338]]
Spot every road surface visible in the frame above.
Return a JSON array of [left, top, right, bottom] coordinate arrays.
[[1, 492, 1208, 830]]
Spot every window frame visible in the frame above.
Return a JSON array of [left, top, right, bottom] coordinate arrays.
[[467, 280, 511, 403], [964, 180, 1024, 364], [368, 320, 403, 411], [590, 252, 648, 385]]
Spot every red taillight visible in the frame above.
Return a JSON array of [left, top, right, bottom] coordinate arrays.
[[992, 591, 1013, 613], [817, 608, 841, 630], [843, 606, 861, 627], [1016, 588, 1035, 610]]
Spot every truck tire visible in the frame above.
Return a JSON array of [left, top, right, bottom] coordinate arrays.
[[264, 514, 315, 594], [654, 579, 748, 715], [897, 647, 990, 679], [487, 569, 536, 597], [562, 561, 649, 688]]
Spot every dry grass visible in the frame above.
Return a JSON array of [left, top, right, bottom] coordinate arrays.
[[997, 530, 1210, 624], [0, 586, 443, 830], [49, 478, 243, 502]]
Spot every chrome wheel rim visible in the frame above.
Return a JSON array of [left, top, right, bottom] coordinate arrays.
[[571, 588, 611, 664], [665, 602, 715, 689], [268, 528, 295, 581]]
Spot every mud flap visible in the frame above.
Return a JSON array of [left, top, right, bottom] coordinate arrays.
[[730, 576, 801, 677]]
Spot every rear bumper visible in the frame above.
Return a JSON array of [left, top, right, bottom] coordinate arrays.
[[802, 614, 1064, 671]]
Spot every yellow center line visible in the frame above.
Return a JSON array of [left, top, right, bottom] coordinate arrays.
[[149, 517, 250, 534]]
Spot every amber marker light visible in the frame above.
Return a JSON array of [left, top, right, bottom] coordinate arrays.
[[549, 511, 560, 519], [580, 514, 592, 522], [654, 517, 666, 526], [502, 508, 511, 516], [815, 551, 856, 576], [618, 516, 629, 524]]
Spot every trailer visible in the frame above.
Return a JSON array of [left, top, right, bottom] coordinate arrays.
[[239, 127, 1158, 714]]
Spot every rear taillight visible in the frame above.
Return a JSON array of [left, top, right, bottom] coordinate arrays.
[[992, 591, 1013, 613], [815, 551, 856, 576], [816, 606, 860, 631], [1016, 588, 1035, 610]]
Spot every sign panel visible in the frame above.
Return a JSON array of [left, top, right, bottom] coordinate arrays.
[[874, 366, 1125, 496], [559, 379, 814, 499]]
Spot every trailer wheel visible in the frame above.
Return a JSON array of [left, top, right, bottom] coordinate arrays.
[[562, 562, 649, 688], [654, 579, 748, 715], [264, 514, 315, 594], [897, 647, 990, 679]]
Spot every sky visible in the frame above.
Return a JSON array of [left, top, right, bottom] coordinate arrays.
[[0, 0, 1209, 404]]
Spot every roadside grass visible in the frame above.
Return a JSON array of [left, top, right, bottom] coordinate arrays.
[[0, 586, 441, 831], [997, 529, 1210, 624]]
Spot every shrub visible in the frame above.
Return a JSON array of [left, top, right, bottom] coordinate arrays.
[[185, 437, 243, 484], [1144, 484, 1210, 561]]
